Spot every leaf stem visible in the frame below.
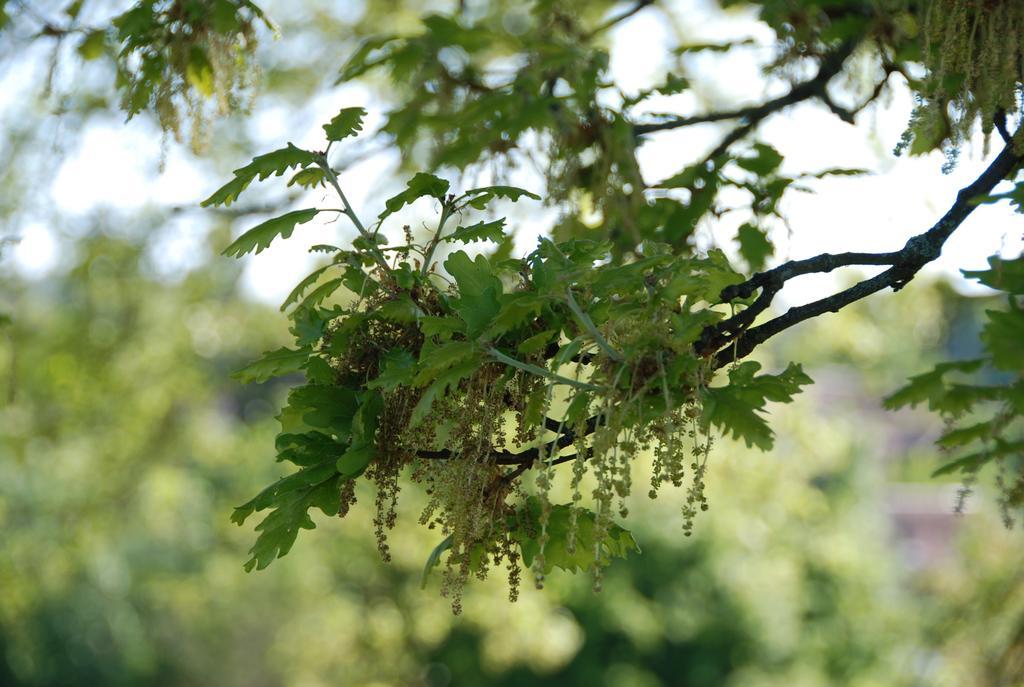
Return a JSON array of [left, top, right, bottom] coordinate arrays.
[[488, 347, 604, 392], [317, 154, 393, 275], [565, 288, 624, 362], [420, 203, 452, 276]]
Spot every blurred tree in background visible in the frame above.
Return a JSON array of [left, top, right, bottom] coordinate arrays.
[[1, 1, 1023, 685]]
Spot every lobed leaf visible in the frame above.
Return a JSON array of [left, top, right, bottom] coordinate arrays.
[[367, 348, 417, 391], [883, 360, 984, 411], [444, 251, 502, 338], [981, 306, 1024, 372], [323, 106, 366, 141], [937, 420, 997, 448], [276, 432, 347, 467], [736, 223, 773, 272], [409, 359, 481, 426], [336, 35, 400, 84], [414, 340, 478, 385], [232, 346, 311, 384], [202, 143, 318, 207], [963, 255, 1024, 295], [461, 185, 540, 210], [281, 264, 332, 311], [932, 439, 1024, 477], [222, 208, 321, 258], [236, 474, 343, 571], [288, 167, 327, 189], [702, 362, 813, 450], [379, 172, 450, 221], [420, 315, 466, 338], [517, 329, 557, 355], [444, 218, 507, 244], [285, 384, 359, 439], [513, 500, 640, 574], [973, 182, 1024, 213], [296, 278, 344, 311]]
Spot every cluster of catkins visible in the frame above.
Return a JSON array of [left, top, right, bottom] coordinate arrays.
[[127, 9, 262, 152], [321, 296, 717, 613], [903, 0, 1024, 158]]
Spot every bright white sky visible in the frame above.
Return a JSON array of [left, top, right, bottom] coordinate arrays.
[[10, 0, 1024, 308]]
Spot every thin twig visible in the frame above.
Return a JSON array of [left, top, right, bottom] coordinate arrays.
[[420, 201, 453, 276], [488, 348, 605, 392], [585, 0, 656, 39], [317, 154, 393, 275], [633, 41, 856, 137], [565, 288, 624, 362]]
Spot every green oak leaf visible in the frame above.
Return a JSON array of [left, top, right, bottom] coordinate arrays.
[[323, 106, 366, 141], [232, 346, 311, 384], [286, 384, 359, 439], [379, 173, 450, 220], [485, 293, 546, 338], [77, 29, 107, 60], [702, 362, 813, 450], [296, 278, 344, 311], [410, 358, 480, 426], [461, 185, 540, 210], [883, 360, 985, 411], [235, 473, 342, 571], [202, 143, 318, 207], [444, 218, 506, 244], [288, 167, 327, 189], [932, 439, 1024, 477], [375, 295, 424, 323], [336, 35, 400, 83], [421, 534, 454, 589], [336, 444, 373, 477], [973, 181, 1024, 213], [736, 223, 773, 271], [963, 255, 1024, 295], [281, 264, 332, 311], [367, 348, 417, 391], [444, 251, 502, 338], [517, 329, 557, 355], [232, 461, 337, 526], [981, 306, 1024, 371], [222, 208, 321, 257], [275, 432, 347, 467], [698, 249, 745, 303], [937, 420, 997, 449], [420, 315, 466, 338], [414, 340, 478, 385], [513, 499, 640, 574], [908, 116, 950, 156]]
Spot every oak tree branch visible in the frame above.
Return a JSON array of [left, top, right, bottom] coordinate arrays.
[[707, 131, 1022, 368], [633, 41, 857, 137]]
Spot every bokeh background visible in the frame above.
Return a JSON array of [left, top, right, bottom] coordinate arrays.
[[1, 1, 1022, 686]]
